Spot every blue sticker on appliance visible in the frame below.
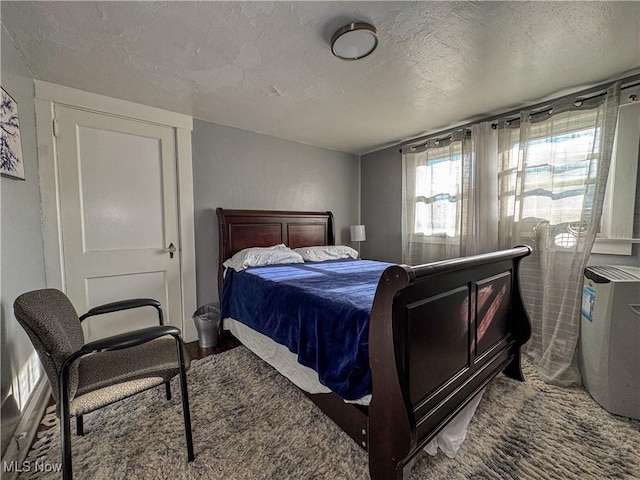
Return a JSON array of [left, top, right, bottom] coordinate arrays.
[[581, 286, 596, 322]]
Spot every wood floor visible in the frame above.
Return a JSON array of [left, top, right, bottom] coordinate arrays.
[[185, 331, 240, 361]]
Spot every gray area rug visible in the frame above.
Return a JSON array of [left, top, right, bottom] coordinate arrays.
[[19, 346, 640, 479]]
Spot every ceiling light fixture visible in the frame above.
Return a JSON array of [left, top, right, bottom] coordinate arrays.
[[331, 22, 378, 60]]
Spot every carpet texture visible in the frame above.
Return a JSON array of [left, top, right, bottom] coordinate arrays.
[[19, 347, 639, 479]]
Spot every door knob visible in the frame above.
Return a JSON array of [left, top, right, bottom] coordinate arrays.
[[167, 242, 176, 259]]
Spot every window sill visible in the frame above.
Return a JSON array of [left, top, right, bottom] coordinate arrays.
[[409, 234, 460, 246], [591, 238, 640, 256]]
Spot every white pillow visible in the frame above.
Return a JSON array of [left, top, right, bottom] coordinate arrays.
[[294, 245, 359, 262], [223, 245, 304, 272]]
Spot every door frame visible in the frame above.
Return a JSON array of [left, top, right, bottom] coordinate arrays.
[[34, 80, 198, 342]]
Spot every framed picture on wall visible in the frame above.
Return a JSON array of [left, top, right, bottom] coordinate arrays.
[[1, 87, 25, 180]]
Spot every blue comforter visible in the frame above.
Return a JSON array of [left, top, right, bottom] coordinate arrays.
[[220, 259, 393, 400]]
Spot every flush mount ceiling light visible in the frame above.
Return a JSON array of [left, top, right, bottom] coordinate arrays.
[[331, 22, 378, 60]]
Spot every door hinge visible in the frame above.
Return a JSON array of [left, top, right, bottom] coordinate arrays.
[[52, 118, 59, 137]]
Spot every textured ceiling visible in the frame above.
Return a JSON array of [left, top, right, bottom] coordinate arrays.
[[2, 1, 639, 154]]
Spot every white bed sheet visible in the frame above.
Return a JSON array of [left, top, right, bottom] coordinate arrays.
[[224, 317, 485, 458], [226, 317, 370, 405]]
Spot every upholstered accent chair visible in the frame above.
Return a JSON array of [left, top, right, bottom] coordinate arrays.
[[14, 289, 194, 480]]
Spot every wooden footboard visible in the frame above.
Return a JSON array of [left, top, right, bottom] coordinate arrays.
[[367, 246, 532, 479]]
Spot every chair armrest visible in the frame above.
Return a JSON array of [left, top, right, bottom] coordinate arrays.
[[79, 325, 181, 354], [79, 298, 164, 325]]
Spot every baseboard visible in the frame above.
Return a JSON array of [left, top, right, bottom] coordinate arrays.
[[1, 377, 51, 480]]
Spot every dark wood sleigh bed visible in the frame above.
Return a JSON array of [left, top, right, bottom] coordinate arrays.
[[216, 208, 532, 480]]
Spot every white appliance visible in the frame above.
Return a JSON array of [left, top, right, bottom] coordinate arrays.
[[579, 265, 640, 419]]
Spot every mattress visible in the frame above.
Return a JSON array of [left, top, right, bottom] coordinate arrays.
[[226, 317, 371, 405]]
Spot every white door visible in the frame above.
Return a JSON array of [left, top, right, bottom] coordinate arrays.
[[54, 105, 182, 340]]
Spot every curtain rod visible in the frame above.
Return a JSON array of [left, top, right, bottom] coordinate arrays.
[[399, 74, 640, 153]]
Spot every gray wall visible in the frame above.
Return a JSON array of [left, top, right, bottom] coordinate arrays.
[[1, 24, 47, 455], [192, 120, 360, 307], [360, 144, 402, 263]]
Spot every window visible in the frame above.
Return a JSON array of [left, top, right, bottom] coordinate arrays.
[[502, 126, 599, 225], [498, 117, 602, 251], [497, 102, 603, 229], [497, 93, 639, 256], [408, 136, 465, 245], [501, 91, 639, 255], [414, 148, 462, 237]]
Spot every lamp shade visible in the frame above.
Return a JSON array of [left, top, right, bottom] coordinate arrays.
[[350, 225, 366, 242]]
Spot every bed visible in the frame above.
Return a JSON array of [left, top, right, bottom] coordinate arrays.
[[216, 208, 532, 480]]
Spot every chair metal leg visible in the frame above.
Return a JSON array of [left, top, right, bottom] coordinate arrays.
[[179, 371, 195, 461], [76, 415, 84, 436], [60, 397, 73, 480], [165, 382, 172, 401], [175, 339, 194, 462]]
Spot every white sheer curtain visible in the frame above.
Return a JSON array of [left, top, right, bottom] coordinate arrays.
[[465, 123, 499, 256], [402, 130, 471, 264], [402, 125, 500, 265], [497, 83, 621, 385], [402, 83, 621, 385]]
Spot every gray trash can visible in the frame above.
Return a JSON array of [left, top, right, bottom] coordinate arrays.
[[192, 303, 221, 348]]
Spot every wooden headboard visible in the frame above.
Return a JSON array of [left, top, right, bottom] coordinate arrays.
[[216, 208, 335, 297]]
